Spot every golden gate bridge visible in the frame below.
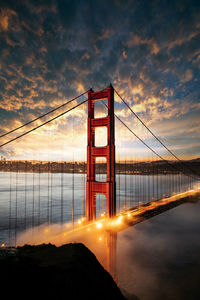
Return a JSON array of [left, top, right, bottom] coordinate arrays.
[[0, 84, 199, 274]]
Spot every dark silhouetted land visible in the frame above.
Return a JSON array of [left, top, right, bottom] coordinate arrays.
[[0, 243, 139, 300]]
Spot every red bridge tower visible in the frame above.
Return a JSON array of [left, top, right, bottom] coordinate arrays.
[[86, 85, 116, 221]]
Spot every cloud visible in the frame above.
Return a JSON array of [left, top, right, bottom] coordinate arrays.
[[127, 34, 160, 55], [181, 69, 193, 83], [167, 30, 200, 51], [0, 7, 17, 31], [0, 0, 199, 160]]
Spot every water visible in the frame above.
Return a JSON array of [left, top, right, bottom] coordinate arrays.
[[0, 172, 85, 245], [0, 171, 199, 299], [0, 172, 197, 245]]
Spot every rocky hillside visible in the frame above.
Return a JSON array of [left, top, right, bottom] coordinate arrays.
[[0, 243, 130, 299]]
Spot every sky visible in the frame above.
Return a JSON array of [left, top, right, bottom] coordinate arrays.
[[0, 0, 199, 161]]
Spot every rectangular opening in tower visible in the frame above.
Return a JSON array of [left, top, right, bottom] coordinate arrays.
[[94, 99, 108, 118], [95, 126, 107, 147], [96, 194, 107, 218], [95, 157, 107, 182]]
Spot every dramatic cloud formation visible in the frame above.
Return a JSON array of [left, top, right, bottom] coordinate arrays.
[[0, 0, 199, 160]]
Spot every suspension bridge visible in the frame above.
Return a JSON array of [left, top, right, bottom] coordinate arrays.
[[0, 84, 200, 274]]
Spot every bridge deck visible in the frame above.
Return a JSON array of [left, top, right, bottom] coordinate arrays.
[[38, 188, 200, 246]]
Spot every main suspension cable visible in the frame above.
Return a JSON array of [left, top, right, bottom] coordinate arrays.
[[101, 98, 198, 180], [114, 112, 199, 181], [0, 90, 89, 139], [114, 87, 200, 178], [0, 98, 88, 148]]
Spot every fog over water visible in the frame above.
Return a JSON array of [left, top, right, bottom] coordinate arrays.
[[117, 200, 200, 300], [15, 195, 200, 300], [15, 196, 200, 300]]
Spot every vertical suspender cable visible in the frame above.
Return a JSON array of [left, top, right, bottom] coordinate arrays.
[[47, 161, 50, 224], [136, 148, 139, 207], [72, 116, 74, 226], [118, 120, 121, 213], [24, 160, 27, 230], [119, 158, 120, 213], [72, 156, 74, 226], [38, 161, 41, 226], [9, 160, 12, 246], [15, 161, 18, 247], [61, 160, 64, 225], [50, 162, 53, 224], [32, 162, 35, 230], [156, 161, 159, 201], [81, 162, 84, 219], [125, 158, 127, 209], [84, 161, 86, 217]]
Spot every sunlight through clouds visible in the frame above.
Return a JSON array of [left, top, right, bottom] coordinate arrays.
[[0, 0, 199, 160]]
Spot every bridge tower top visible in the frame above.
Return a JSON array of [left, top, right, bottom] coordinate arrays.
[[86, 84, 116, 221]]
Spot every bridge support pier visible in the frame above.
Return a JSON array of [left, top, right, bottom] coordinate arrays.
[[86, 85, 116, 221]]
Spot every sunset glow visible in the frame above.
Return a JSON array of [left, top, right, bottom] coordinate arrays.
[[0, 0, 199, 162]]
